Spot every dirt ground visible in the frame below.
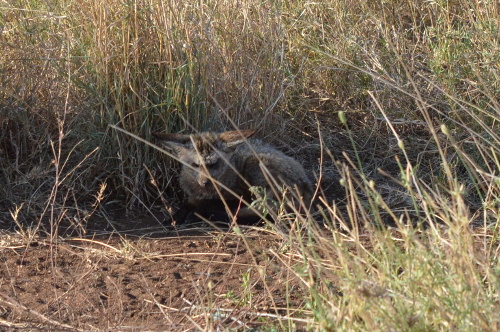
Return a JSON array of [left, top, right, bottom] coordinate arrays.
[[0, 215, 316, 331]]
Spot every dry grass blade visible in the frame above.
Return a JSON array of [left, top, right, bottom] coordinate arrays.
[[0, 292, 84, 332]]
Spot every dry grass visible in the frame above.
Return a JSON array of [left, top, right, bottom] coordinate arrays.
[[1, 0, 499, 330]]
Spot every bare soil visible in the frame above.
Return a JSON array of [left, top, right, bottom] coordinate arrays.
[[0, 215, 315, 331]]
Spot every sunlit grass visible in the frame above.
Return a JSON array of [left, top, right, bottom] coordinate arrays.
[[1, 0, 499, 330]]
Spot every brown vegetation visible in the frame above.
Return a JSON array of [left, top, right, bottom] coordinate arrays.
[[1, 0, 499, 330]]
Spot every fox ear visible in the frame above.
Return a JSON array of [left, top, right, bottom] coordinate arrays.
[[219, 130, 255, 147], [152, 132, 191, 155]]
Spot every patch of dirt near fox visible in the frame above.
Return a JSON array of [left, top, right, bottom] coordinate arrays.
[[0, 228, 311, 331]]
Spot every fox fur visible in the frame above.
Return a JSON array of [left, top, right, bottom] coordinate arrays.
[[153, 130, 313, 223]]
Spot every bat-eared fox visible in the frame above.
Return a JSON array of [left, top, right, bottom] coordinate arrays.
[[153, 130, 313, 224]]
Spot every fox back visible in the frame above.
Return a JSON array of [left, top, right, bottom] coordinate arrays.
[[153, 130, 313, 219]]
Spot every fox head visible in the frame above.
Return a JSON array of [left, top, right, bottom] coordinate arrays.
[[152, 130, 255, 188]]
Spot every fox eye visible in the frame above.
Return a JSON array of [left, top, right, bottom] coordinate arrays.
[[207, 160, 219, 168]]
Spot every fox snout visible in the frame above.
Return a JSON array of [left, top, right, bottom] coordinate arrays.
[[197, 172, 210, 187]]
